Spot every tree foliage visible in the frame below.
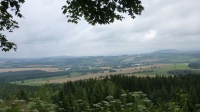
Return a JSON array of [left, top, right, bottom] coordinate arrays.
[[1, 74, 200, 111], [0, 0, 144, 52], [0, 0, 25, 52], [62, 0, 144, 25], [188, 62, 200, 69]]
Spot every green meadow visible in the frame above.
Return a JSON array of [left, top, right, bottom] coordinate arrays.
[[135, 63, 200, 76], [11, 63, 200, 85], [12, 72, 81, 86]]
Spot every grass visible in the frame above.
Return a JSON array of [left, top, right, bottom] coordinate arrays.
[[69, 72, 81, 77], [12, 71, 82, 86], [12, 75, 68, 86], [0, 67, 59, 73], [11, 65, 164, 85], [166, 64, 190, 69], [21, 83, 44, 86], [12, 63, 200, 85], [134, 63, 200, 76]]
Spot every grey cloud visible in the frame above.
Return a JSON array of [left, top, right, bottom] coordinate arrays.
[[1, 0, 200, 58]]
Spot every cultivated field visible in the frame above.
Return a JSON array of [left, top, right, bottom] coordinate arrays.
[[122, 57, 135, 62], [0, 67, 60, 73], [25, 65, 54, 67], [135, 63, 198, 76], [32, 64, 170, 84], [14, 63, 194, 85], [100, 67, 111, 69]]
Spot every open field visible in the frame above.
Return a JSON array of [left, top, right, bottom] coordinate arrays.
[[135, 63, 199, 76], [100, 67, 111, 69], [13, 63, 198, 85], [127, 74, 157, 77], [26, 64, 169, 84], [16, 74, 155, 86], [0, 67, 60, 73], [122, 57, 135, 62], [140, 59, 159, 63], [25, 65, 54, 67], [12, 71, 82, 86]]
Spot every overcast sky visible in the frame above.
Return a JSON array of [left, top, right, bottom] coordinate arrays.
[[1, 0, 200, 58]]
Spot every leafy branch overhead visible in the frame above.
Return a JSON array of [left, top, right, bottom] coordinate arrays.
[[0, 0, 144, 52], [0, 0, 25, 52], [0, 34, 17, 52], [62, 0, 144, 25]]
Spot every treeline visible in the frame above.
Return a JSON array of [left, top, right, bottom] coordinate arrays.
[[0, 68, 110, 83], [188, 61, 200, 69], [74, 68, 107, 75], [1, 74, 200, 111], [0, 70, 70, 82], [55, 74, 200, 111], [167, 69, 200, 75]]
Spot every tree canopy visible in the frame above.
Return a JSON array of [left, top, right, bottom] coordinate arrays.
[[0, 0, 144, 52], [0, 0, 25, 52]]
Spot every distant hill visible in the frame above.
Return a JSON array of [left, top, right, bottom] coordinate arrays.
[[153, 49, 181, 54]]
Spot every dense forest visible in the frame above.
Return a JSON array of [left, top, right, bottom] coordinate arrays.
[[0, 68, 108, 83], [1, 74, 200, 111], [167, 69, 200, 75], [0, 70, 70, 83], [188, 61, 200, 69]]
